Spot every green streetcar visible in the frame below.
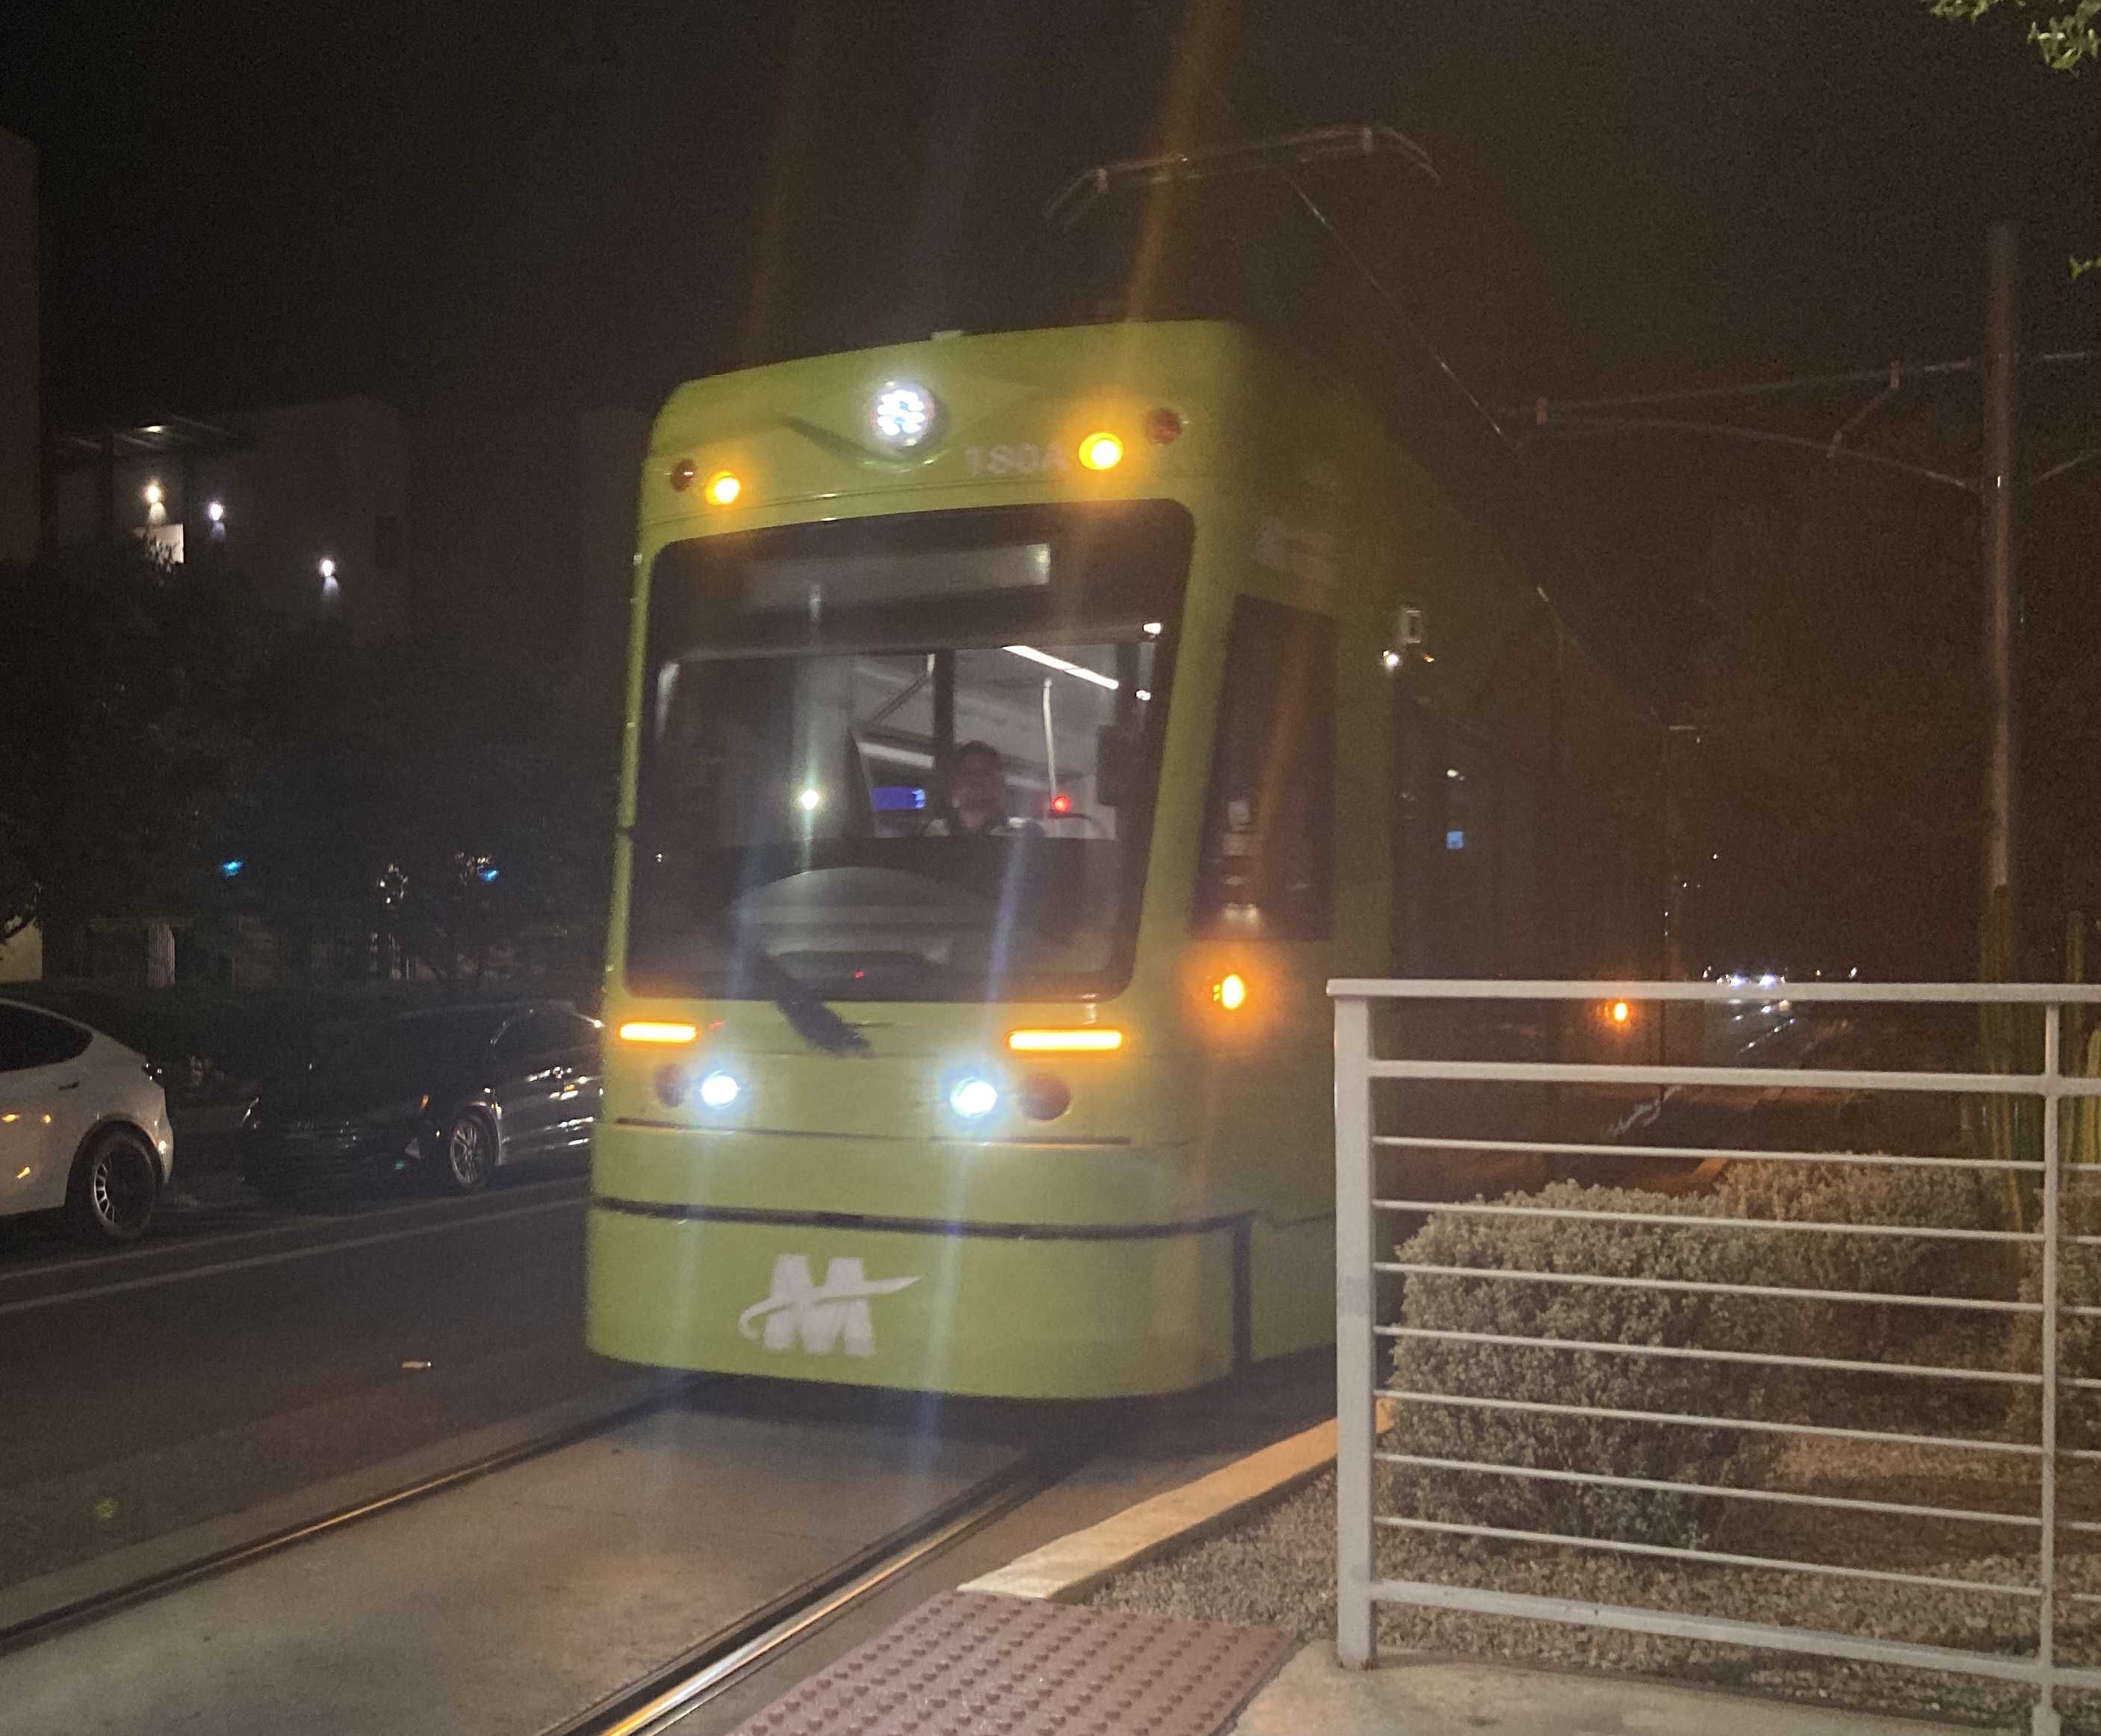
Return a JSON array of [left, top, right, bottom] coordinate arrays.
[[585, 318, 1656, 1398]]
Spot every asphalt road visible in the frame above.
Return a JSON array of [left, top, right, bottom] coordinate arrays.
[[0, 1159, 619, 1597]]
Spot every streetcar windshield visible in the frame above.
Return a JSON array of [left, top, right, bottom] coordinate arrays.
[[628, 502, 1192, 1001]]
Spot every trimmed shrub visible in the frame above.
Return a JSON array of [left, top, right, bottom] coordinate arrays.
[[1389, 1162, 2003, 1550]]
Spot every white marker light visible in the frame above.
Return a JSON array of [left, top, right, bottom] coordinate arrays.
[[697, 1070, 741, 1109], [949, 1076, 999, 1119], [318, 557, 336, 579], [207, 499, 225, 524], [796, 787, 823, 813], [143, 481, 163, 506], [870, 381, 938, 448], [1142, 621, 1163, 637]]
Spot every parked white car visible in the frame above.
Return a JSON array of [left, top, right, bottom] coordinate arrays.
[[0, 998, 175, 1243]]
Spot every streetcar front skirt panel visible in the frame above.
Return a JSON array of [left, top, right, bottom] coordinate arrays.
[[586, 1198, 1236, 1398]]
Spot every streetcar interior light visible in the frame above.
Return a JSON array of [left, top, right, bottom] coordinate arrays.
[[704, 471, 742, 506], [619, 1020, 699, 1045], [950, 1076, 1000, 1118], [870, 381, 939, 448], [1213, 973, 1248, 1012], [1003, 645, 1118, 689], [697, 1070, 741, 1109], [1077, 432, 1124, 471], [1007, 1028, 1124, 1053]]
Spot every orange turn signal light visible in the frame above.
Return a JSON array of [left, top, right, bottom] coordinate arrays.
[[1077, 432, 1124, 471], [619, 1020, 699, 1045], [1213, 973, 1248, 1012], [703, 471, 743, 506], [1609, 1000, 1632, 1026], [1007, 1028, 1124, 1053]]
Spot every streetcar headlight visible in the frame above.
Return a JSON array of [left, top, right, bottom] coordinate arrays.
[[870, 381, 940, 449], [697, 1070, 741, 1110], [948, 1076, 1000, 1120]]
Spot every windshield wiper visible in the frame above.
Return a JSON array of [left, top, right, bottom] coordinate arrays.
[[718, 925, 870, 1058]]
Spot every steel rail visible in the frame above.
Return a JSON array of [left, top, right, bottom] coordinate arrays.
[[548, 1450, 1066, 1736], [0, 1377, 697, 1658], [1387, 1323, 2037, 1386], [1378, 1386, 2038, 1457], [1373, 1513, 2037, 1598], [1380, 1259, 2039, 1314], [1330, 978, 2101, 1002], [1376, 1450, 2039, 1530], [1373, 1132, 2043, 1171], [1376, 1196, 2035, 1243]]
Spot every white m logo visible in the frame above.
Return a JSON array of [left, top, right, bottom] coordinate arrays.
[[737, 1255, 919, 1358]]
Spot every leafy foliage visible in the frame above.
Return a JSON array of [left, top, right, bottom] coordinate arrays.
[[0, 544, 276, 942], [1931, 0, 2101, 71]]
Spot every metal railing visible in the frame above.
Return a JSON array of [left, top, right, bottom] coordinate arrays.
[[1332, 980, 2101, 1736]]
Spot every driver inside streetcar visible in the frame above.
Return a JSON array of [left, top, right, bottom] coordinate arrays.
[[922, 740, 1039, 837]]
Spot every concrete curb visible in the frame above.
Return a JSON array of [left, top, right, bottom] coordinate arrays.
[[962, 1398, 1396, 1603]]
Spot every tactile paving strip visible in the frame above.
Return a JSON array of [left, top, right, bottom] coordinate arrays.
[[727, 1589, 1295, 1736]]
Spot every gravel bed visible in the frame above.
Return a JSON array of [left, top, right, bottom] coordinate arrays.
[[1084, 1467, 2101, 1732]]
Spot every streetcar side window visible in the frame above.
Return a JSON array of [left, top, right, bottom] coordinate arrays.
[[1192, 597, 1335, 940]]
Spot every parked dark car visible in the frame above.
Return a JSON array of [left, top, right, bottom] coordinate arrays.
[[238, 1002, 602, 1201]]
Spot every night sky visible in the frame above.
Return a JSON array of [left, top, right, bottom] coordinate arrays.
[[4, 0, 2098, 700], [7, 1, 2096, 416]]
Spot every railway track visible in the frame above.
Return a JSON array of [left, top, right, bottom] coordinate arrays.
[[0, 1374, 696, 1658], [547, 1448, 1067, 1736]]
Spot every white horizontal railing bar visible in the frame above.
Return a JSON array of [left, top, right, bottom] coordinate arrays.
[[1376, 1452, 2039, 1529], [1366, 1058, 2101, 1096], [1367, 1578, 2059, 1687], [1373, 1134, 2042, 1172], [1387, 1324, 2039, 1386], [1375, 1198, 2035, 1244], [2062, 1448, 2101, 1463], [1331, 977, 2101, 1005], [1374, 1514, 2038, 1598], [1383, 1260, 2036, 1314], [2056, 1519, 2101, 1535], [1379, 1387, 2038, 1457]]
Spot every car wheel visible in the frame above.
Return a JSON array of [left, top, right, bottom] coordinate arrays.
[[438, 1109, 496, 1195], [65, 1128, 161, 1245]]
